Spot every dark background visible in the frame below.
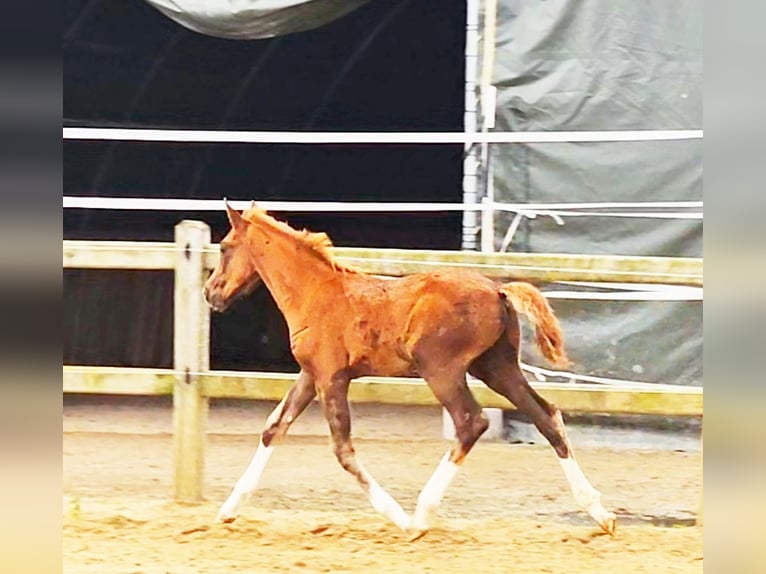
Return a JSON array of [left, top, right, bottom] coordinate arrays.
[[63, 0, 467, 370]]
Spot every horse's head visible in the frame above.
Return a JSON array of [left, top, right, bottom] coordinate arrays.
[[203, 200, 264, 312]]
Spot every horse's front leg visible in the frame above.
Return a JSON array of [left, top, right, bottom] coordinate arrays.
[[217, 370, 316, 522], [316, 376, 411, 531]]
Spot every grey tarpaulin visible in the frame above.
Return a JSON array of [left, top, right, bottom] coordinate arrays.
[[143, 0, 371, 39], [490, 0, 702, 386]]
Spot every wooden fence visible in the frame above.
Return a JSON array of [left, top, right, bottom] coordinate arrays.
[[63, 221, 703, 501]]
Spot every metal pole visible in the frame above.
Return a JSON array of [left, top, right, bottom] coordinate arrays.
[[462, 0, 481, 251], [479, 0, 499, 253]]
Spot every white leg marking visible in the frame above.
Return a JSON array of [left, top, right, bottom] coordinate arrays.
[[559, 456, 616, 532], [358, 465, 411, 531], [216, 398, 287, 522], [216, 441, 274, 522], [411, 452, 460, 531]]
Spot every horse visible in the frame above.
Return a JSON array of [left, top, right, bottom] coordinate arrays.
[[203, 201, 616, 538]]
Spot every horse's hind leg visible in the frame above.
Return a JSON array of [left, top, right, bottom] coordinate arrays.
[[316, 376, 411, 531], [411, 365, 489, 535], [216, 370, 316, 523], [470, 344, 616, 535]]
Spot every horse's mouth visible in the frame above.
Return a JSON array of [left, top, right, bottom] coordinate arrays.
[[205, 277, 263, 313], [206, 297, 228, 313]]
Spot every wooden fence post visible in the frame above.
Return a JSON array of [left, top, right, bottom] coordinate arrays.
[[173, 220, 211, 501]]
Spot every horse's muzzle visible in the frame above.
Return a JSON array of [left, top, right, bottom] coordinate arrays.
[[203, 283, 228, 313]]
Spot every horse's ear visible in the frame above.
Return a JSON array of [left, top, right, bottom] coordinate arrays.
[[224, 198, 246, 231]]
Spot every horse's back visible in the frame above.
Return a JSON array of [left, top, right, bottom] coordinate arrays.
[[375, 270, 507, 368], [340, 270, 506, 376], [397, 269, 501, 304], [348, 269, 500, 315]]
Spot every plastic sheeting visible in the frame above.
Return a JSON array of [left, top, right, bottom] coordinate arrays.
[[144, 0, 371, 39], [490, 0, 702, 386]]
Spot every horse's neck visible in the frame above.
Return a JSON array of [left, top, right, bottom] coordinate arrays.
[[251, 230, 339, 329]]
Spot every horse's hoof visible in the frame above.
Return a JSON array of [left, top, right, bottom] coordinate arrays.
[[408, 529, 429, 542], [586, 502, 616, 537], [216, 513, 238, 524], [601, 513, 617, 536]]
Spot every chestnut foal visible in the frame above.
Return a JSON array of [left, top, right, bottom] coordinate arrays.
[[203, 202, 615, 538]]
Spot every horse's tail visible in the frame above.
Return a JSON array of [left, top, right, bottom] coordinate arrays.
[[499, 282, 570, 369]]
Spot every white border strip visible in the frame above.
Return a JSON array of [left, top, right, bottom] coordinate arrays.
[[62, 196, 703, 216], [63, 127, 703, 144]]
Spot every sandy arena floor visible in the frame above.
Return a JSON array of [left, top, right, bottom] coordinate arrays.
[[63, 396, 702, 573]]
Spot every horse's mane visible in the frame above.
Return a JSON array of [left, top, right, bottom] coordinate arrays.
[[242, 206, 355, 273]]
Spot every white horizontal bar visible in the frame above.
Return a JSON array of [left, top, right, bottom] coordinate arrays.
[[515, 363, 703, 392], [63, 127, 703, 144], [62, 196, 703, 216], [541, 210, 702, 220], [62, 197, 477, 212], [541, 289, 702, 301], [555, 281, 701, 291]]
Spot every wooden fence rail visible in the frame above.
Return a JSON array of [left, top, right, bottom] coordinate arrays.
[[63, 221, 703, 501], [63, 241, 703, 285], [63, 366, 703, 415]]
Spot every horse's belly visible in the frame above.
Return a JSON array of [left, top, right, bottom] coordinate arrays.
[[349, 339, 416, 378]]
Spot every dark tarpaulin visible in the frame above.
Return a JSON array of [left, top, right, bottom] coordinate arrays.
[[144, 0, 371, 39], [63, 0, 467, 371], [491, 0, 702, 386]]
